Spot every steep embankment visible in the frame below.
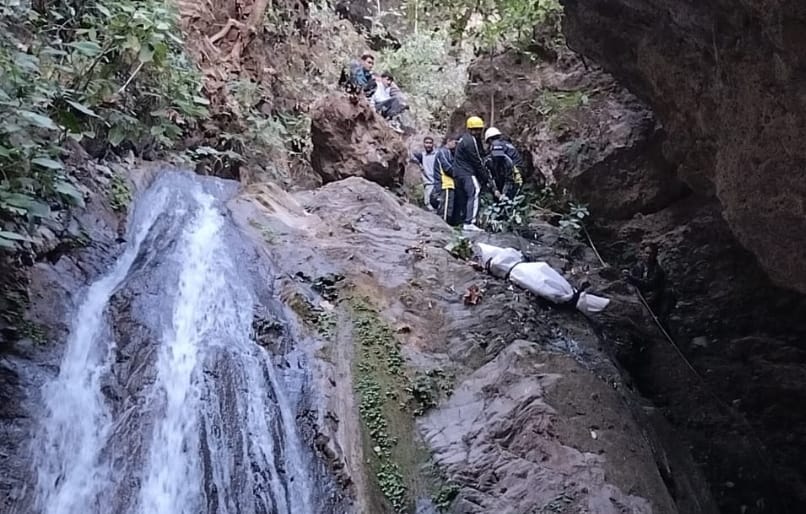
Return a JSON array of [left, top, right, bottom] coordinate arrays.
[[233, 176, 716, 513], [561, 0, 806, 295], [451, 6, 806, 514], [556, 2, 806, 512]]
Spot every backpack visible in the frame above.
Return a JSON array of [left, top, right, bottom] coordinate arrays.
[[487, 141, 514, 188]]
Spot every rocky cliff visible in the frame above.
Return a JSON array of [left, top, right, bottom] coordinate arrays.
[[561, 0, 806, 294]]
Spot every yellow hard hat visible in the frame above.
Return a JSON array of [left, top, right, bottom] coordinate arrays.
[[466, 116, 484, 129]]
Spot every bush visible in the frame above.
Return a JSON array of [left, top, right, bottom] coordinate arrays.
[[0, 0, 206, 249]]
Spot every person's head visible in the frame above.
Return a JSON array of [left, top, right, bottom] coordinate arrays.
[[380, 71, 394, 87], [423, 136, 434, 152], [443, 134, 459, 150], [484, 127, 502, 144], [361, 53, 375, 71], [466, 115, 485, 138], [641, 242, 659, 261]]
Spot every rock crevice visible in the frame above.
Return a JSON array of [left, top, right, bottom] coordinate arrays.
[[561, 0, 806, 293]]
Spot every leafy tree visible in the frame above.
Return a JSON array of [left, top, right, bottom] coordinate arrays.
[[0, 0, 206, 249], [408, 0, 563, 50]]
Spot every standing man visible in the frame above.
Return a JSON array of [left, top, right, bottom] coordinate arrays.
[[432, 134, 459, 223], [411, 136, 438, 210], [624, 242, 676, 323], [453, 116, 494, 230]]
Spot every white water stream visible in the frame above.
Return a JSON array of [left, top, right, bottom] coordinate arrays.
[[28, 173, 314, 514]]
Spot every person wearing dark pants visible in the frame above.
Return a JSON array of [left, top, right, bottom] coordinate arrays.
[[483, 127, 524, 201], [431, 135, 459, 223], [452, 116, 489, 231]]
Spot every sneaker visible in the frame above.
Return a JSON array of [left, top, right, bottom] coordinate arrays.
[[462, 224, 482, 232]]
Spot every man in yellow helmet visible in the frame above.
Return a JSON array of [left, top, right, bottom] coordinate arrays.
[[453, 116, 494, 231]]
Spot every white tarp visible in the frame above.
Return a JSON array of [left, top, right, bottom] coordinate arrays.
[[474, 242, 610, 314]]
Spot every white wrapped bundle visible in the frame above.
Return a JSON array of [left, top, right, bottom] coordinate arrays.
[[475, 243, 524, 278], [509, 262, 575, 303], [576, 292, 610, 314], [472, 242, 611, 314]]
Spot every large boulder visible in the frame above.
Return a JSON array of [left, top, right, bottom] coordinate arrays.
[[562, 0, 806, 293], [310, 94, 407, 187]]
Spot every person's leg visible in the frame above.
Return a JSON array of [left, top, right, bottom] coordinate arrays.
[[375, 98, 392, 115], [429, 189, 440, 211], [454, 180, 468, 224], [387, 99, 405, 117], [469, 176, 480, 224], [440, 189, 455, 223], [458, 175, 478, 225], [423, 184, 434, 209]]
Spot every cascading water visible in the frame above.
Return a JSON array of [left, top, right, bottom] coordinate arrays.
[[24, 172, 320, 514]]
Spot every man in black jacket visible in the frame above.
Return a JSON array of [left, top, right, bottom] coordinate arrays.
[[453, 116, 496, 230], [484, 127, 524, 200], [624, 242, 676, 323]]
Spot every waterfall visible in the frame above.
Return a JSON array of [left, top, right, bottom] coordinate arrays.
[[28, 172, 316, 514]]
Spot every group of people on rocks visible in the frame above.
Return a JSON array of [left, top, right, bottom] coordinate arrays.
[[411, 116, 524, 231], [339, 53, 408, 132]]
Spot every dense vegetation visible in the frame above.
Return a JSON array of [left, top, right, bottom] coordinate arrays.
[[0, 0, 206, 248]]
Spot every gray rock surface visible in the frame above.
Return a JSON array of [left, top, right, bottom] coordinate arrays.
[[562, 0, 806, 294]]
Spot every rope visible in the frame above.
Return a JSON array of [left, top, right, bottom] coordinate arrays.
[[582, 223, 777, 476]]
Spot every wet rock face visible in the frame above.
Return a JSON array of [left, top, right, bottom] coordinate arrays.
[[420, 341, 673, 514], [233, 177, 720, 514], [593, 196, 806, 513], [452, 50, 687, 219], [562, 0, 806, 293], [310, 93, 407, 187]]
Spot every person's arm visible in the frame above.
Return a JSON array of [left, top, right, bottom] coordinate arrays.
[[469, 136, 498, 195], [410, 151, 423, 166], [626, 263, 662, 290], [506, 143, 525, 169], [352, 68, 367, 86], [437, 150, 454, 177]]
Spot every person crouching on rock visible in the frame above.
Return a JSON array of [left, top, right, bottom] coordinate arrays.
[[484, 127, 524, 201], [375, 72, 407, 119], [339, 53, 377, 98], [431, 134, 459, 224], [454, 116, 492, 231], [411, 136, 438, 211]]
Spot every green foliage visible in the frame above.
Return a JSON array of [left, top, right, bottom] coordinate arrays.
[[378, 30, 472, 130], [479, 186, 590, 237], [109, 173, 132, 212], [445, 234, 473, 260], [206, 79, 313, 182], [352, 299, 410, 512], [433, 482, 461, 511], [410, 0, 563, 51], [479, 192, 533, 233], [474, 0, 563, 50], [405, 368, 453, 416], [558, 202, 589, 236], [0, 0, 205, 250]]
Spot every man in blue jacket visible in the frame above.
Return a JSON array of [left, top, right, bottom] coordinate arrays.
[[431, 135, 459, 223], [484, 127, 524, 200], [339, 53, 377, 98]]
